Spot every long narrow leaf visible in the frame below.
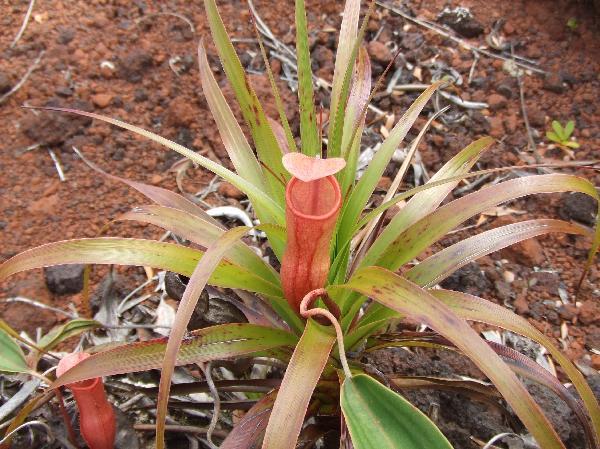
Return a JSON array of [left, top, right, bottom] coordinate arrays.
[[361, 136, 493, 268], [406, 219, 591, 287], [329, 0, 361, 148], [36, 107, 285, 227], [203, 0, 288, 204], [262, 319, 335, 449], [52, 323, 296, 387], [117, 204, 280, 286], [155, 227, 249, 449], [0, 238, 282, 297], [198, 43, 266, 190], [336, 267, 567, 449], [221, 390, 277, 449], [432, 289, 600, 442], [376, 173, 599, 270], [336, 82, 443, 248], [295, 0, 319, 155]]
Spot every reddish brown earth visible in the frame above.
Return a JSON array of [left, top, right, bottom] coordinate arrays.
[[0, 0, 599, 446]]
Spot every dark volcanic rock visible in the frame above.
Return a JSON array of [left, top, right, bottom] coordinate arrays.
[[437, 7, 484, 38], [439, 262, 492, 295], [21, 99, 93, 145], [44, 264, 85, 295], [558, 192, 597, 226]]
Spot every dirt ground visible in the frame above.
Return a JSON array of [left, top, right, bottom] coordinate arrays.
[[1, 0, 599, 447]]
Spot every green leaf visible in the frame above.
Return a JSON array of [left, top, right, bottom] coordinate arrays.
[[565, 141, 580, 149], [564, 120, 575, 138], [295, 0, 319, 156], [117, 204, 280, 286], [52, 323, 297, 387], [336, 82, 443, 249], [546, 131, 561, 143], [0, 238, 282, 297], [262, 319, 336, 449], [0, 328, 29, 374], [432, 289, 600, 443], [37, 107, 285, 227], [361, 136, 493, 268], [203, 0, 288, 205], [375, 174, 599, 271], [406, 219, 590, 287], [552, 120, 564, 140], [198, 42, 266, 191], [341, 374, 453, 449], [336, 267, 567, 449], [38, 319, 102, 352]]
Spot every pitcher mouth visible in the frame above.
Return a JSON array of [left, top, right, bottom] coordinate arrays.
[[285, 175, 342, 221]]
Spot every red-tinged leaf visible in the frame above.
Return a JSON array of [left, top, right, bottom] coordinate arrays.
[[262, 319, 336, 449], [156, 227, 248, 449], [221, 390, 277, 449], [339, 47, 371, 197], [362, 136, 494, 268], [336, 267, 567, 449], [73, 147, 223, 228], [329, 0, 361, 147], [33, 106, 285, 227], [337, 82, 444, 249], [117, 204, 280, 286], [282, 153, 346, 182], [376, 173, 598, 270], [198, 42, 266, 191], [487, 341, 595, 448], [0, 238, 282, 297], [406, 219, 591, 287], [431, 289, 600, 444], [52, 324, 297, 387]]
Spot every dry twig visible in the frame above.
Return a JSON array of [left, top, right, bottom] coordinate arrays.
[[0, 50, 44, 105], [10, 0, 36, 48]]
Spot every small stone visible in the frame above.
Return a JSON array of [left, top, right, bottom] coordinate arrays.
[[44, 264, 85, 295], [558, 192, 596, 226], [377, 177, 392, 191], [496, 84, 513, 99], [118, 49, 153, 83], [513, 295, 529, 315], [56, 26, 76, 45], [133, 88, 148, 102], [488, 116, 504, 138], [164, 97, 196, 127], [528, 107, 546, 127], [55, 86, 73, 97], [0, 72, 11, 94], [503, 22, 515, 35], [579, 301, 600, 325], [91, 93, 113, 108], [487, 93, 507, 110], [494, 280, 513, 302], [150, 174, 163, 185], [218, 182, 245, 200], [503, 271, 515, 283], [437, 7, 484, 38], [543, 73, 565, 94], [557, 304, 578, 321], [367, 41, 393, 63]]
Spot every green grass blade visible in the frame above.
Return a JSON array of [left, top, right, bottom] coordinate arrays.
[[565, 120, 575, 138], [0, 238, 282, 297], [37, 107, 285, 226], [52, 323, 297, 387], [117, 204, 280, 286], [376, 174, 599, 270], [336, 82, 443, 248], [342, 374, 453, 449], [262, 319, 336, 449], [295, 0, 319, 155], [406, 219, 590, 287], [432, 288, 600, 443], [336, 267, 567, 449], [38, 319, 102, 352], [203, 0, 288, 204], [198, 42, 266, 190], [361, 136, 493, 268]]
